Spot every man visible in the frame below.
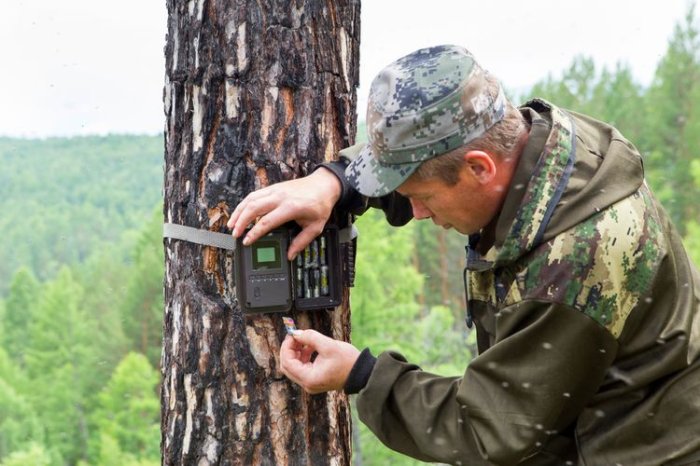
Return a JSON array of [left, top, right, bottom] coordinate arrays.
[[228, 45, 700, 465]]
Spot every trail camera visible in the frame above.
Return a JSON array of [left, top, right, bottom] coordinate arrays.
[[234, 225, 343, 314]]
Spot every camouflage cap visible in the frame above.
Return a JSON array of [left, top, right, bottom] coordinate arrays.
[[343, 45, 506, 197]]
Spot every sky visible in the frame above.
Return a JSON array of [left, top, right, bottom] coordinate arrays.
[[0, 0, 693, 138]]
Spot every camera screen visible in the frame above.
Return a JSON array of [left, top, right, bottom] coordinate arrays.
[[252, 241, 282, 270], [257, 247, 276, 263]]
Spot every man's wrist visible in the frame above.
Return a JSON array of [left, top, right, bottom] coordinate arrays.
[[312, 165, 343, 206], [314, 161, 355, 211]]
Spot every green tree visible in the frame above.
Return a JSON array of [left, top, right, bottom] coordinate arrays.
[[25, 268, 97, 465], [0, 379, 44, 461], [526, 56, 646, 145], [90, 352, 160, 464], [644, 2, 700, 234], [88, 433, 158, 466], [685, 159, 700, 266], [74, 242, 132, 383], [352, 210, 423, 353], [119, 209, 164, 368], [528, 55, 598, 113], [0, 302, 3, 346], [0, 443, 50, 466], [0, 349, 44, 461], [589, 63, 645, 145], [685, 221, 700, 266], [1, 268, 39, 367], [413, 221, 469, 317]]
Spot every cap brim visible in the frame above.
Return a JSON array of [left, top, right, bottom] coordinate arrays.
[[343, 143, 421, 197]]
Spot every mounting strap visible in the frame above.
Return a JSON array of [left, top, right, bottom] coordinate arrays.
[[163, 223, 237, 250], [162, 223, 357, 249]]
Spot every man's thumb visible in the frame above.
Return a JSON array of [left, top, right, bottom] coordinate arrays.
[[292, 329, 326, 347]]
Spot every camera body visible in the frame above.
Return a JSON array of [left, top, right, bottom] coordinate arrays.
[[234, 224, 343, 314]]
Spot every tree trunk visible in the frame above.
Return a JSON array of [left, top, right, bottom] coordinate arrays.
[[161, 1, 360, 464]]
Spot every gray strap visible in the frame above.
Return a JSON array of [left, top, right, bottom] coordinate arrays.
[[163, 223, 237, 251], [163, 223, 356, 249]]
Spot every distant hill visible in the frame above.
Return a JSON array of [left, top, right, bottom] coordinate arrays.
[[0, 135, 164, 293]]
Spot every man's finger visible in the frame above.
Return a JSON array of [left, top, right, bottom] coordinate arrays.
[[231, 185, 282, 230], [241, 208, 293, 246], [288, 223, 325, 260], [227, 188, 267, 232], [231, 194, 282, 240], [227, 197, 247, 231]]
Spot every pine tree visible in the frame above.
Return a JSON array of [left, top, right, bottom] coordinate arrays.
[[0, 443, 50, 466], [644, 3, 700, 234], [590, 63, 645, 144], [161, 0, 359, 463], [0, 349, 44, 461], [352, 210, 423, 353], [120, 209, 165, 368], [527, 56, 598, 113], [91, 352, 160, 464], [1, 268, 39, 367], [74, 239, 132, 386], [25, 268, 97, 465]]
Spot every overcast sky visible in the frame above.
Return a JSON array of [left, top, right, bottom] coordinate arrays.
[[0, 0, 692, 138]]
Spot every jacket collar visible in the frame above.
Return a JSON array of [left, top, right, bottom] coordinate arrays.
[[467, 99, 577, 270]]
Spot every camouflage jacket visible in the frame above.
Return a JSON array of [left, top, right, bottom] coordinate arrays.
[[333, 100, 700, 465]]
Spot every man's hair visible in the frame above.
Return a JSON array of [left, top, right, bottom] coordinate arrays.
[[412, 74, 529, 185]]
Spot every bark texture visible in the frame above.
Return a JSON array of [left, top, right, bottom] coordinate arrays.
[[162, 1, 360, 464]]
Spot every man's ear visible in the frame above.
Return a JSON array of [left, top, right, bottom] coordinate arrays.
[[463, 150, 497, 184]]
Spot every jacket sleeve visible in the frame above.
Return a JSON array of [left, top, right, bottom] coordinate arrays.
[[316, 143, 413, 226], [355, 301, 618, 465]]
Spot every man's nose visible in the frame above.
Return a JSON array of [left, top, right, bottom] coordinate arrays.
[[410, 198, 432, 220]]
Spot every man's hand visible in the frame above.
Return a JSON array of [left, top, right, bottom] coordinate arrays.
[[280, 329, 360, 394], [227, 168, 342, 260]]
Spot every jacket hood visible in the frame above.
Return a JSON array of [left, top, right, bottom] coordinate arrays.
[[482, 99, 645, 267]]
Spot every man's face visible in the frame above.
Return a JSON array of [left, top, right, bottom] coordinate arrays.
[[395, 168, 499, 235]]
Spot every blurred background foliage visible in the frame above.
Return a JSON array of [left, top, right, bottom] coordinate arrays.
[[1, 5, 699, 465]]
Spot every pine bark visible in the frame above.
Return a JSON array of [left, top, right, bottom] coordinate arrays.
[[161, 1, 360, 464]]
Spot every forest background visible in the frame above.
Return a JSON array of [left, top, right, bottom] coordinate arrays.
[[1, 5, 700, 466]]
